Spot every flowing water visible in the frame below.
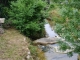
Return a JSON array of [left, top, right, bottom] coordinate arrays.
[[44, 24, 59, 37], [43, 23, 78, 60]]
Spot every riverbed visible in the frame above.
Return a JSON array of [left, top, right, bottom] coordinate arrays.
[[43, 23, 78, 60], [44, 44, 78, 60]]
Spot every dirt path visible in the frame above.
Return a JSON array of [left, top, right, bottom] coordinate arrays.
[[0, 29, 31, 60]]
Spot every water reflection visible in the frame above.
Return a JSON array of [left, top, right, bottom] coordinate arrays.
[[43, 23, 78, 60], [44, 24, 59, 37]]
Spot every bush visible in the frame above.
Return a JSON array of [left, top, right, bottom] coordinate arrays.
[[0, 5, 9, 18], [9, 0, 47, 40]]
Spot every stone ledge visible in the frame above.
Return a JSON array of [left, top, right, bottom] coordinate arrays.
[[34, 37, 59, 45], [0, 18, 5, 23]]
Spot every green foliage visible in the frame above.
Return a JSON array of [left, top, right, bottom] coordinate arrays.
[[53, 0, 80, 56], [9, 0, 47, 39], [29, 45, 38, 60], [0, 0, 16, 18], [29, 45, 37, 56], [0, 5, 9, 18]]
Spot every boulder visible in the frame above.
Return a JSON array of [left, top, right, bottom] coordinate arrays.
[[0, 18, 5, 34], [34, 37, 59, 45], [0, 18, 5, 23]]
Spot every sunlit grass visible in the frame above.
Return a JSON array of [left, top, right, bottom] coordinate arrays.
[[0, 29, 30, 60]]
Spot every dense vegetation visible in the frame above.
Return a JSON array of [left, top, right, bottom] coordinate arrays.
[[51, 0, 80, 57], [8, 0, 48, 40], [0, 0, 48, 40], [0, 0, 80, 59], [0, 0, 16, 18]]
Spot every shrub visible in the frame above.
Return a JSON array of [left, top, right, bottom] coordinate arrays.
[[9, 0, 47, 40]]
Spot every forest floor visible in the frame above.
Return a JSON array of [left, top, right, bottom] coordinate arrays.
[[0, 28, 31, 60]]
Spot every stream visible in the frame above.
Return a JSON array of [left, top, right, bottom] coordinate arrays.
[[40, 23, 78, 60]]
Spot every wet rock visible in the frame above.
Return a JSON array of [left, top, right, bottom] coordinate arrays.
[[53, 45, 73, 53], [44, 44, 78, 60], [34, 37, 59, 45]]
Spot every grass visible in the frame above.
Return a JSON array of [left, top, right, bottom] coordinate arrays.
[[0, 29, 30, 60], [0, 28, 46, 60], [29, 44, 46, 60]]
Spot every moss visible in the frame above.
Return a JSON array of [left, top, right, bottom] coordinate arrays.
[[29, 44, 46, 60]]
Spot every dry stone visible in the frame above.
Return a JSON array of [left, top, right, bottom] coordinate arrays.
[[34, 37, 59, 45], [0, 18, 5, 34], [0, 18, 5, 23], [0, 28, 4, 34]]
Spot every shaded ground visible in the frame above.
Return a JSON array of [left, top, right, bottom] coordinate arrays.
[[0, 29, 31, 60]]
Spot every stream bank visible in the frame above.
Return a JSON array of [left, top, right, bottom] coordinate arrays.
[[34, 19, 78, 60], [0, 29, 33, 60]]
